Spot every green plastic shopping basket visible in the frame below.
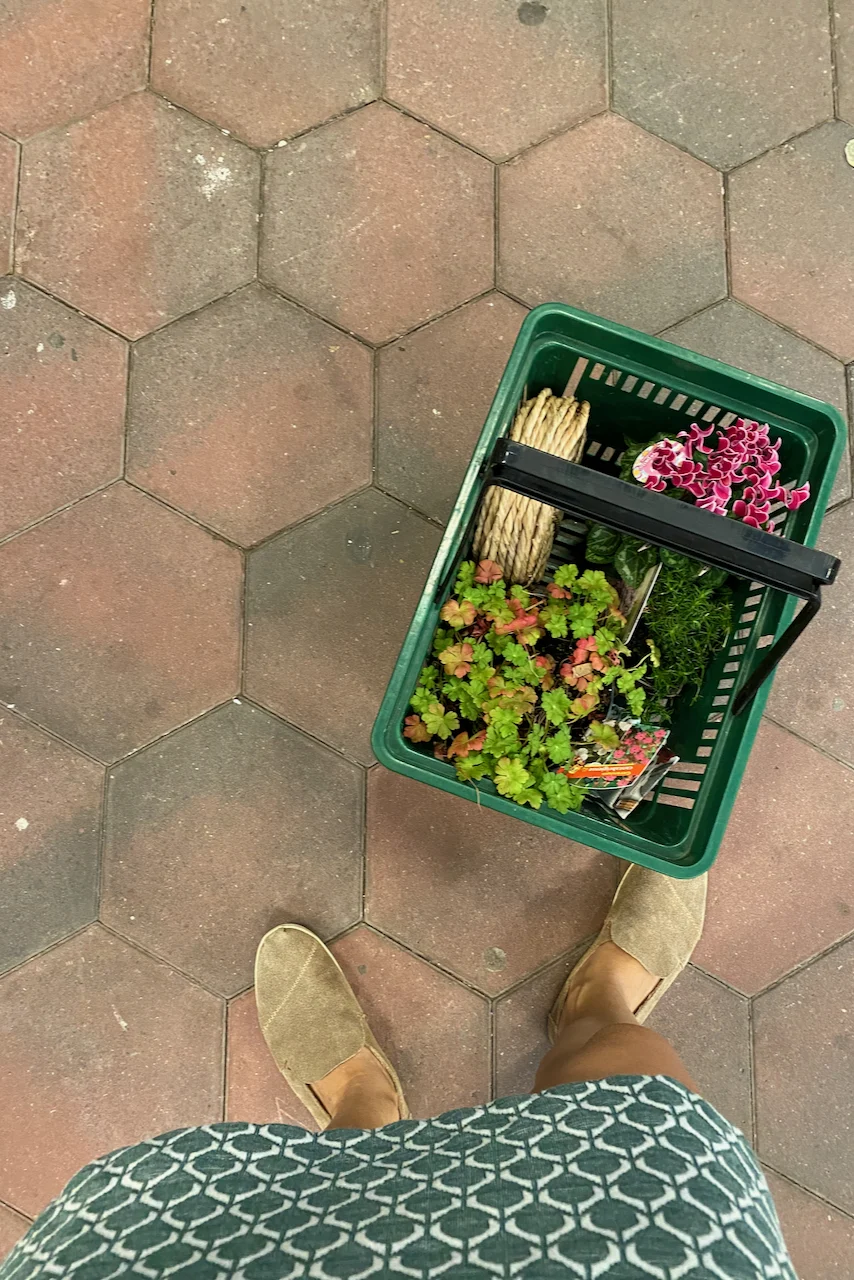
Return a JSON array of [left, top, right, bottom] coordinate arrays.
[[372, 304, 846, 877]]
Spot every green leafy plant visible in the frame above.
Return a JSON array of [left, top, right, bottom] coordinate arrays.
[[643, 559, 733, 700], [404, 559, 652, 814]]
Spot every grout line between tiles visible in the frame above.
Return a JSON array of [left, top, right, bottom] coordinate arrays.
[[97, 920, 229, 1003], [93, 762, 110, 928], [762, 714, 854, 776], [106, 698, 237, 771], [0, 703, 106, 770], [604, 0, 614, 111], [238, 695, 373, 773], [829, 0, 841, 119], [0, 478, 118, 549], [379, 0, 388, 100], [371, 346, 380, 487], [359, 765, 368, 921], [146, 0, 156, 83], [747, 994, 757, 1149], [0, 1196, 32, 1225], [722, 170, 733, 297], [761, 1159, 854, 1221], [8, 132, 21, 275], [492, 163, 500, 290], [751, 923, 854, 1002], [0, 922, 92, 984], [220, 994, 229, 1123], [237, 548, 248, 694]]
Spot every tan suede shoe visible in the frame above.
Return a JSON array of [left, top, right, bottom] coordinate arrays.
[[548, 864, 708, 1042], [255, 924, 410, 1128]]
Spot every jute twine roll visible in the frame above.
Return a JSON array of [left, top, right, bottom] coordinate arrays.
[[473, 389, 589, 584]]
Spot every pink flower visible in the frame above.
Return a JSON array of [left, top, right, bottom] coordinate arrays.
[[638, 419, 809, 529]]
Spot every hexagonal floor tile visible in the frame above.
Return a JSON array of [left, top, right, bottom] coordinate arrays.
[[127, 283, 373, 546], [612, 0, 832, 170], [386, 0, 606, 162], [693, 722, 854, 995], [377, 293, 526, 523], [730, 121, 854, 361], [16, 92, 259, 339], [0, 925, 223, 1216], [245, 489, 441, 764], [663, 299, 851, 506], [0, 483, 241, 762], [0, 135, 17, 274], [226, 988, 319, 1128], [261, 102, 494, 344], [766, 500, 854, 767], [0, 278, 126, 540], [644, 967, 752, 1136], [763, 1169, 854, 1278], [366, 768, 617, 995], [500, 113, 726, 332], [102, 701, 364, 997], [0, 0, 149, 140], [754, 936, 854, 1212], [1, 713, 103, 976], [332, 927, 490, 1117], [151, 0, 380, 148]]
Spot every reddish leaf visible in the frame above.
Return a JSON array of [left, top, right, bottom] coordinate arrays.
[[474, 559, 504, 584], [517, 623, 543, 646], [571, 691, 599, 715], [494, 608, 539, 636], [404, 714, 431, 742], [439, 641, 474, 677], [440, 598, 477, 628], [447, 729, 487, 760], [547, 582, 571, 600]]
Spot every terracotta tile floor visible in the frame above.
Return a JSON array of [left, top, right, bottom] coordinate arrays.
[[1, 1, 854, 1271]]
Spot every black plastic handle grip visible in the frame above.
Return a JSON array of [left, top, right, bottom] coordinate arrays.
[[490, 439, 839, 598]]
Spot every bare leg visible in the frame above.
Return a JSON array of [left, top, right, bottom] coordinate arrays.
[[313, 1047, 400, 1130], [535, 941, 698, 1093]]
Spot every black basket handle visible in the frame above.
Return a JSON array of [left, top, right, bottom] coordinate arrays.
[[488, 439, 839, 714]]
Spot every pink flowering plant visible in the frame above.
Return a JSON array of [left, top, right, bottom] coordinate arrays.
[[634, 418, 809, 530], [561, 721, 668, 790]]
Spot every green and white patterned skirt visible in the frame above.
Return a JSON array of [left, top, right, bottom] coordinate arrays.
[[1, 1076, 794, 1279]]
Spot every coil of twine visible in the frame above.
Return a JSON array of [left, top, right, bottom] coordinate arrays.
[[472, 388, 589, 584]]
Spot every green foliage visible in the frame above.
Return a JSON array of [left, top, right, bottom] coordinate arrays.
[[614, 538, 658, 590], [585, 523, 622, 564], [541, 689, 571, 726], [546, 727, 574, 765], [421, 702, 460, 740], [553, 563, 579, 591], [406, 549, 719, 817], [644, 561, 732, 700], [589, 720, 620, 751], [540, 772, 585, 814]]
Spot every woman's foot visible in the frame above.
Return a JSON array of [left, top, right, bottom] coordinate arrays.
[[313, 1047, 401, 1129], [556, 940, 658, 1034]]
